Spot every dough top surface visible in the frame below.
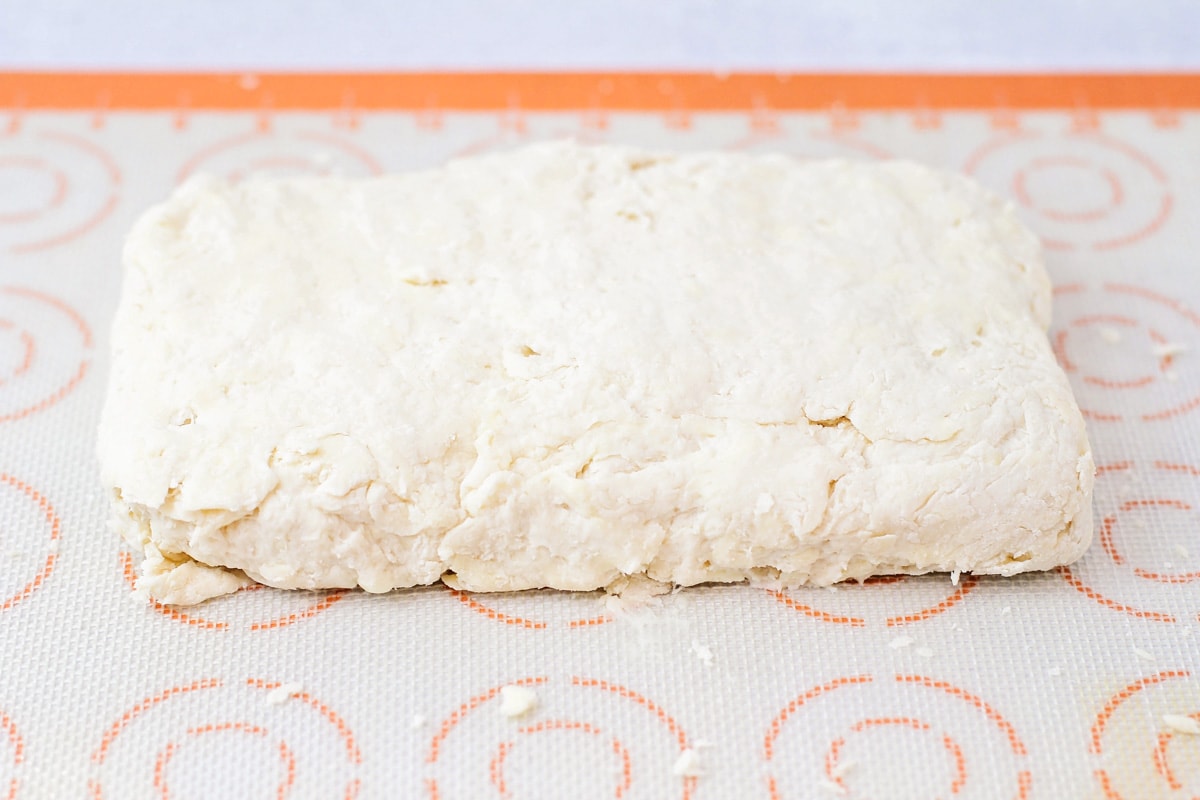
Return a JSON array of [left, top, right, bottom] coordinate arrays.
[[99, 141, 1091, 597]]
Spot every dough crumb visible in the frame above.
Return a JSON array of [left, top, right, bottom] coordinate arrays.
[[410, 714, 426, 729], [498, 685, 538, 718], [818, 778, 848, 795], [1048, 666, 1062, 676], [1152, 341, 1188, 358], [889, 636, 914, 650], [1098, 326, 1121, 344], [1163, 714, 1200, 735], [266, 682, 304, 705], [1133, 647, 1155, 661], [604, 574, 671, 615], [1175, 544, 1190, 559], [672, 748, 703, 777], [950, 570, 961, 586], [915, 646, 934, 659], [138, 559, 255, 606], [690, 641, 714, 666], [1001, 606, 1012, 616]]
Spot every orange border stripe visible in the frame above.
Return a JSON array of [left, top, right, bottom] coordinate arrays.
[[1, 72, 1199, 111]]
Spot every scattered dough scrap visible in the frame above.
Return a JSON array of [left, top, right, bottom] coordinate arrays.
[[672, 748, 704, 777], [266, 682, 304, 705], [498, 685, 539, 718], [98, 141, 1094, 605], [1163, 714, 1200, 735]]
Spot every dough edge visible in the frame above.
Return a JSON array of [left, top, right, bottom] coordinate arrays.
[[112, 464, 1094, 606]]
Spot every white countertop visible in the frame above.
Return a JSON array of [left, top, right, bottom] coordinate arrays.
[[3, 0, 1199, 71]]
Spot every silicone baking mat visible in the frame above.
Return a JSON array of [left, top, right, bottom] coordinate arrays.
[[1, 73, 1199, 799]]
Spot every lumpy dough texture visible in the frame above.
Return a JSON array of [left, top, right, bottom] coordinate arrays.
[[97, 141, 1094, 605]]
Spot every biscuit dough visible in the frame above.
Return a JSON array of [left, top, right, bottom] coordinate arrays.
[[97, 141, 1094, 605]]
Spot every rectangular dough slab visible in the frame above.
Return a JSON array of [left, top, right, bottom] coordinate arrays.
[[98, 141, 1094, 605]]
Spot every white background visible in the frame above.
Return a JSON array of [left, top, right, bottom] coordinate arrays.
[[2, 0, 1199, 71]]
